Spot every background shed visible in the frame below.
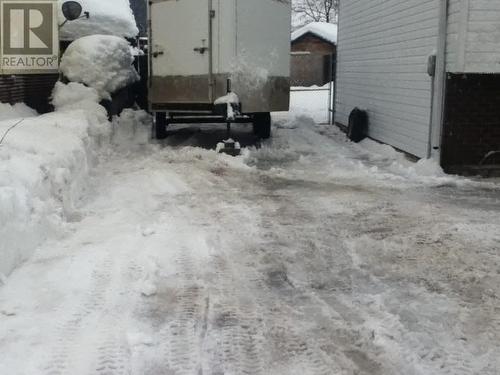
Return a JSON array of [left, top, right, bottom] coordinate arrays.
[[291, 22, 337, 87]]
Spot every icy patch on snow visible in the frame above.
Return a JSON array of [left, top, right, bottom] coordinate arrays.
[[58, 0, 138, 40], [0, 102, 37, 121], [0, 85, 111, 277], [60, 35, 139, 100]]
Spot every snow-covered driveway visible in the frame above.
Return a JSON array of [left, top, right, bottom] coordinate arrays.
[[1, 116, 499, 374]]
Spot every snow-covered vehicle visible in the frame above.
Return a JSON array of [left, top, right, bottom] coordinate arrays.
[[148, 0, 291, 139]]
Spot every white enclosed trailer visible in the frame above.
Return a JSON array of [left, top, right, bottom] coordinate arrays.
[[148, 0, 291, 139]]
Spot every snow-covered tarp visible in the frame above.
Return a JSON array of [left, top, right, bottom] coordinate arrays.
[[58, 0, 138, 40], [60, 35, 139, 100], [292, 22, 338, 44]]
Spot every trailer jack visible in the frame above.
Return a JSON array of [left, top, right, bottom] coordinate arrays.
[[216, 123, 241, 156], [217, 138, 241, 156]]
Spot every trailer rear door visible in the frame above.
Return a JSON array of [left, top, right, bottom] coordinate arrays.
[[149, 0, 213, 107]]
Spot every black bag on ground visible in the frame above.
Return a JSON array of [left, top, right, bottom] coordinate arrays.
[[347, 108, 368, 143]]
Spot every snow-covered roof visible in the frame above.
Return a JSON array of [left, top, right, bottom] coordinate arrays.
[[58, 0, 138, 41], [291, 22, 338, 45]]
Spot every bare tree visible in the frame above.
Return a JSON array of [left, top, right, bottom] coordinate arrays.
[[292, 0, 338, 26]]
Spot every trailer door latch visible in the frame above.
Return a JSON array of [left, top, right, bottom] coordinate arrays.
[[194, 39, 209, 54], [194, 47, 209, 54]]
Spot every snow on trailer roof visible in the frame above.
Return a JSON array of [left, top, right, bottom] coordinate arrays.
[[291, 22, 338, 45], [58, 0, 138, 41]]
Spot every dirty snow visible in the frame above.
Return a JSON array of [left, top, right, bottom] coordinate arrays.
[[60, 35, 139, 100], [58, 0, 138, 40], [0, 102, 499, 374]]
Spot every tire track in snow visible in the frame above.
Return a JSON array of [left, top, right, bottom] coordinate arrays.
[[159, 249, 207, 375], [43, 254, 114, 375], [206, 254, 267, 375], [42, 251, 138, 375], [246, 192, 358, 374], [182, 167, 344, 374], [94, 334, 130, 375]]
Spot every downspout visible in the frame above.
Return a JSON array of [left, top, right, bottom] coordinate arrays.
[[208, 0, 215, 102], [147, 0, 153, 112], [429, 0, 449, 159], [332, 0, 343, 127]]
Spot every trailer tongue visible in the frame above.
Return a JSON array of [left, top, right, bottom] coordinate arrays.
[[147, 0, 291, 144]]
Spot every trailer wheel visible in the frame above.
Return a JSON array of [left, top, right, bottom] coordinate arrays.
[[253, 112, 271, 139], [155, 112, 168, 139]]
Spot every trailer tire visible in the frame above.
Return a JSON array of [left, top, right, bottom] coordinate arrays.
[[155, 112, 168, 139], [253, 112, 271, 139]]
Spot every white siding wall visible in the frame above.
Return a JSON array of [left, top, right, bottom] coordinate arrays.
[[446, 0, 462, 72], [335, 0, 440, 158], [447, 0, 500, 73]]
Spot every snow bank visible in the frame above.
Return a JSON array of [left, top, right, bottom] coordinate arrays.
[[0, 83, 111, 279], [58, 0, 138, 40], [111, 108, 152, 150], [60, 35, 139, 100], [356, 138, 452, 181], [0, 103, 37, 121], [252, 115, 498, 189], [292, 22, 338, 44]]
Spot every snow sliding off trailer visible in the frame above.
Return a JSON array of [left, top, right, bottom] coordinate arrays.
[[148, 0, 291, 139]]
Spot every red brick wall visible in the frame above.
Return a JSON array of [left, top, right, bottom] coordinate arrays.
[[291, 54, 334, 86]]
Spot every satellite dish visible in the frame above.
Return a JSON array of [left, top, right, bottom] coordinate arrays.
[[62, 1, 83, 21]]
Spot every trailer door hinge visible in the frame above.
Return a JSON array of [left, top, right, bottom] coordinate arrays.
[[210, 10, 215, 18]]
